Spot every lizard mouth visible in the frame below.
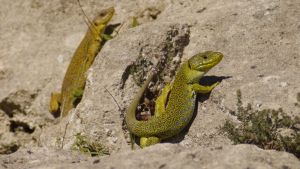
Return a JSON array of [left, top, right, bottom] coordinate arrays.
[[199, 56, 222, 70]]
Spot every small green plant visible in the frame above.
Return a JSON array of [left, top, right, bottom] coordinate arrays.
[[72, 133, 109, 156], [131, 16, 139, 28], [222, 89, 300, 158]]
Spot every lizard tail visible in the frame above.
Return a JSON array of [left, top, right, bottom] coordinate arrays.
[[125, 73, 155, 129]]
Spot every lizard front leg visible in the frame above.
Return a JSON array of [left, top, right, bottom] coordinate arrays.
[[49, 92, 61, 115], [191, 82, 220, 94]]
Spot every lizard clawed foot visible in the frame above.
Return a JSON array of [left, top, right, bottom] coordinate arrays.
[[140, 137, 161, 148]]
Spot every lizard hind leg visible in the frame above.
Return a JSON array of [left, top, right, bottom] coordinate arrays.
[[140, 137, 161, 148], [72, 88, 84, 107], [154, 83, 172, 117], [49, 92, 61, 116], [137, 84, 172, 148]]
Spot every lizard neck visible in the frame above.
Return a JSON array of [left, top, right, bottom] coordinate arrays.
[[175, 62, 205, 85]]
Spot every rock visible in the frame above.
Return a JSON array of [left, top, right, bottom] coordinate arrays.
[[1, 144, 299, 169], [0, 0, 300, 168], [0, 90, 38, 153]]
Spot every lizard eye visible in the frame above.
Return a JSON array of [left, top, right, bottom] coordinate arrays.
[[99, 12, 106, 17], [203, 55, 208, 59]]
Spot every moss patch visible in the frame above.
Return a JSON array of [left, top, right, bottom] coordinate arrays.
[[72, 133, 109, 156], [222, 89, 300, 158]]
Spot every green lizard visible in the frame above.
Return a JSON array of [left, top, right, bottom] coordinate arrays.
[[125, 51, 223, 148], [50, 7, 115, 117]]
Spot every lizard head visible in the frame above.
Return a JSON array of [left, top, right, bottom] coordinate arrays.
[[93, 7, 115, 26], [188, 51, 223, 73]]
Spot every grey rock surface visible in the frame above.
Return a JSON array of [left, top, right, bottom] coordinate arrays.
[[0, 0, 299, 168], [1, 144, 300, 169]]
